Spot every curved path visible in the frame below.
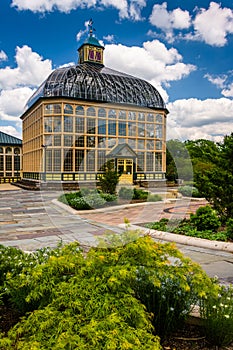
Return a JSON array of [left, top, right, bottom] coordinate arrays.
[[0, 185, 232, 284]]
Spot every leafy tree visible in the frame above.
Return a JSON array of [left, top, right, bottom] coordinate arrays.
[[166, 139, 193, 182], [98, 160, 120, 194], [195, 133, 233, 221], [185, 139, 220, 181]]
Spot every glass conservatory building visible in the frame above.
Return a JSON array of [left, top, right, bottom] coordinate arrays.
[[20, 28, 168, 188], [0, 131, 22, 183]]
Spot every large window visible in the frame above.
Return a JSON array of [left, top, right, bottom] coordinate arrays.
[[64, 104, 73, 114], [108, 121, 116, 135], [64, 116, 73, 132], [75, 117, 85, 133], [64, 149, 73, 171], [87, 118, 96, 134], [75, 106, 84, 115], [75, 150, 84, 171]]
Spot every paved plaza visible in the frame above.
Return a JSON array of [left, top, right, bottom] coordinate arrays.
[[0, 184, 233, 285]]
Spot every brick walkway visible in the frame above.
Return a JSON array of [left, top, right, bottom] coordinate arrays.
[[78, 199, 208, 226]]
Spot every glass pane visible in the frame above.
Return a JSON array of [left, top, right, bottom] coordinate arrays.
[[64, 116, 73, 132], [108, 109, 116, 118], [6, 147, 12, 154], [64, 104, 73, 114], [75, 117, 85, 133], [75, 106, 84, 115], [98, 108, 106, 118], [53, 117, 61, 132], [44, 117, 52, 132], [156, 114, 163, 123], [87, 107, 96, 116]]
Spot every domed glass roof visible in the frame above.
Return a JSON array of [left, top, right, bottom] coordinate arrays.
[[27, 63, 166, 110]]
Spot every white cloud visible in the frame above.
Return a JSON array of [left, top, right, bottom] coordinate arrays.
[[76, 20, 90, 42], [103, 34, 115, 43], [222, 83, 233, 98], [204, 73, 227, 89], [0, 45, 52, 89], [0, 125, 22, 139], [11, 0, 97, 13], [104, 40, 195, 91], [11, 0, 146, 19], [0, 87, 34, 119], [129, 0, 146, 21], [193, 2, 233, 47], [0, 50, 7, 62], [167, 98, 233, 141], [149, 2, 191, 42]]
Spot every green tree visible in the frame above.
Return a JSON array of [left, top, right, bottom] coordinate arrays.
[[195, 133, 233, 221], [98, 160, 120, 194], [166, 139, 193, 182], [185, 139, 220, 181]]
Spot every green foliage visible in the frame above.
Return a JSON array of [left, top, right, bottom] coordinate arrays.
[[58, 189, 118, 210], [178, 185, 201, 198], [190, 205, 221, 232], [226, 218, 233, 240], [68, 193, 106, 210], [147, 193, 162, 202], [166, 139, 193, 182], [98, 160, 120, 194], [200, 285, 233, 346], [193, 133, 233, 221], [133, 188, 148, 200], [146, 206, 228, 241], [118, 187, 134, 200], [0, 233, 217, 348]]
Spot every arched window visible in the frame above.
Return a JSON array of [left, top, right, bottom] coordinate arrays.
[[6, 147, 12, 154], [98, 108, 106, 118], [75, 106, 84, 115], [0, 147, 3, 153], [87, 107, 96, 116], [108, 109, 116, 119], [64, 104, 73, 114], [14, 148, 20, 155]]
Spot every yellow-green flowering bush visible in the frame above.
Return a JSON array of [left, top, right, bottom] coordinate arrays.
[[0, 232, 218, 349]]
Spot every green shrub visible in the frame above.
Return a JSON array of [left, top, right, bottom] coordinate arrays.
[[200, 285, 233, 346], [118, 187, 134, 200], [147, 193, 162, 202], [100, 192, 117, 202], [226, 218, 233, 240], [190, 205, 221, 232], [69, 193, 106, 210], [0, 233, 217, 348], [133, 188, 148, 200], [178, 185, 201, 198]]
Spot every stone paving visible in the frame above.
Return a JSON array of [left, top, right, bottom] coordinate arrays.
[[0, 184, 233, 284]]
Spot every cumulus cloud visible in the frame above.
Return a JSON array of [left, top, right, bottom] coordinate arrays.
[[11, 0, 97, 13], [204, 73, 227, 89], [193, 2, 233, 47], [103, 34, 115, 43], [167, 98, 233, 141], [104, 40, 195, 93], [11, 0, 146, 19], [0, 125, 22, 139], [0, 45, 52, 89], [0, 51, 7, 62], [149, 2, 191, 42], [222, 83, 233, 98]]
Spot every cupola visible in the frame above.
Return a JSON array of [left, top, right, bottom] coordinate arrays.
[[78, 19, 104, 66]]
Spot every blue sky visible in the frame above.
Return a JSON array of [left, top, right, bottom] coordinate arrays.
[[0, 0, 232, 141]]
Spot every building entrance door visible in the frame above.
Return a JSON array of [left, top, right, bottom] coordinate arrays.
[[117, 159, 133, 184]]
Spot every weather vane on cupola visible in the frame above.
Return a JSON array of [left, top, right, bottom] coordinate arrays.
[[88, 18, 96, 37]]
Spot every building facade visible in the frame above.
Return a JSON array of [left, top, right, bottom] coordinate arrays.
[[21, 26, 168, 188], [0, 131, 22, 183]]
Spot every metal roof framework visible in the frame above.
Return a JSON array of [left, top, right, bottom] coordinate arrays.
[[27, 63, 167, 110]]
